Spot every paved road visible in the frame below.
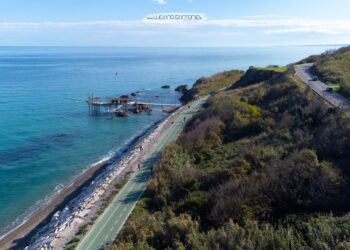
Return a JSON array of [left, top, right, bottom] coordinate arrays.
[[76, 97, 206, 250], [295, 64, 350, 109]]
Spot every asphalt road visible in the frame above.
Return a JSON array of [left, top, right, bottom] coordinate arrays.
[[295, 64, 350, 109], [76, 97, 206, 250]]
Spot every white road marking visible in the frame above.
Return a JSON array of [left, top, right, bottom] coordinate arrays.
[[77, 98, 208, 250], [78, 183, 136, 250]]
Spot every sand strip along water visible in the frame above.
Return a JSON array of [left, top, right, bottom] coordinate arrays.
[[29, 106, 187, 249], [0, 105, 186, 250], [0, 107, 184, 250]]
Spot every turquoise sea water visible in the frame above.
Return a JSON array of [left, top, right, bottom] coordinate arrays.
[[0, 46, 340, 235]]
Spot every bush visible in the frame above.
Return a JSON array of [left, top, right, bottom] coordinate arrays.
[[111, 52, 350, 249], [313, 46, 350, 97], [180, 70, 243, 103]]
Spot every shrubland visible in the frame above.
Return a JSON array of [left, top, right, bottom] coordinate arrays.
[[108, 47, 350, 250], [301, 46, 350, 96], [180, 70, 243, 103]]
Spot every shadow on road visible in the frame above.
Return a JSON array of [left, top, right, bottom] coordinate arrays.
[[133, 170, 151, 183], [120, 190, 144, 204], [132, 153, 161, 183]]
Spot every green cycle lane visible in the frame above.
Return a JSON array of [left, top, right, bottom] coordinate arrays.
[[76, 97, 207, 250]]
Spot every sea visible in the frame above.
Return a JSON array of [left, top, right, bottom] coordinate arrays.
[[0, 45, 341, 235]]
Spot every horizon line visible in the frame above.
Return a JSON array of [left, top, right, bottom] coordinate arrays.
[[0, 44, 348, 48]]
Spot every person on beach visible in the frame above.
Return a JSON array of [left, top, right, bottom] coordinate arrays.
[[138, 163, 141, 171]]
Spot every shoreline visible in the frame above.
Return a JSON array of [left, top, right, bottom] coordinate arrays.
[[0, 113, 174, 250]]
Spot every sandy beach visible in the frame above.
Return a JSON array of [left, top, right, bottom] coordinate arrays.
[[0, 105, 183, 250]]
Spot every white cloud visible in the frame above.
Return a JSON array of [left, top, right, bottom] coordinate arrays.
[[153, 0, 167, 5], [0, 20, 143, 30], [241, 15, 280, 19], [264, 28, 341, 35], [1, 17, 350, 36], [203, 18, 350, 35]]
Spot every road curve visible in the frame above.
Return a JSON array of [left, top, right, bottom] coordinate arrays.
[[76, 97, 207, 250], [294, 64, 350, 110]]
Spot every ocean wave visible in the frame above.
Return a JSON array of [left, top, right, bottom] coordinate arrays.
[[26, 122, 163, 247], [0, 133, 75, 167], [0, 119, 161, 243]]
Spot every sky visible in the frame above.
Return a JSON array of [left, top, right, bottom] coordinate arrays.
[[0, 0, 350, 46]]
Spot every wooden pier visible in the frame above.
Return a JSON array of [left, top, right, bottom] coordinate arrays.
[[87, 94, 180, 117], [87, 96, 131, 115], [87, 96, 152, 116]]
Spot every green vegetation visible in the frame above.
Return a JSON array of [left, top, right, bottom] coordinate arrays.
[[65, 237, 80, 250], [108, 47, 350, 250], [64, 175, 131, 249], [329, 83, 341, 91], [229, 66, 288, 90], [257, 66, 287, 72], [311, 46, 350, 96], [180, 70, 243, 103]]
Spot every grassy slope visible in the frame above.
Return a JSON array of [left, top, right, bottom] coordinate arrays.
[[108, 53, 350, 249], [312, 46, 350, 96], [180, 70, 243, 103], [257, 66, 287, 72]]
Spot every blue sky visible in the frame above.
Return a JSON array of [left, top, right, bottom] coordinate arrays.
[[0, 0, 349, 46]]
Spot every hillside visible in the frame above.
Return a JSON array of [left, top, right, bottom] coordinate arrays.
[[309, 46, 350, 96], [229, 66, 285, 89], [108, 54, 350, 250], [180, 70, 243, 103]]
